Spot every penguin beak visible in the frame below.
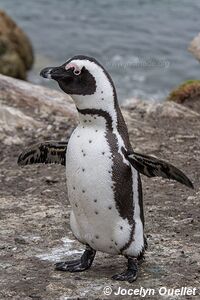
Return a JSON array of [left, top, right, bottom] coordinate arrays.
[[40, 66, 72, 81]]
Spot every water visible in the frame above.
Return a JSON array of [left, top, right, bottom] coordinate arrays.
[[0, 0, 199, 102]]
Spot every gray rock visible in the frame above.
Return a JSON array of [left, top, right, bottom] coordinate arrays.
[[188, 33, 200, 62], [0, 10, 34, 79]]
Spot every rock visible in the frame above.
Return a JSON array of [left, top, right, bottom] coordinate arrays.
[[188, 33, 200, 62], [0, 104, 41, 131], [0, 74, 76, 119], [167, 80, 200, 113], [123, 97, 200, 118], [0, 10, 34, 79], [0, 104, 41, 144], [0, 74, 77, 145]]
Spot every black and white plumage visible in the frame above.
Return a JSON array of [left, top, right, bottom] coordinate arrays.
[[126, 151, 194, 189], [18, 141, 68, 166], [18, 55, 193, 283], [19, 142, 193, 189]]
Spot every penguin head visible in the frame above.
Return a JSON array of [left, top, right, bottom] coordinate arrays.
[[40, 55, 117, 110]]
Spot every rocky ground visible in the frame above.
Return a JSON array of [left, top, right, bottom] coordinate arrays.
[[0, 74, 199, 299]]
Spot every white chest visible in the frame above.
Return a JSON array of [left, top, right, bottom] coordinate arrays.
[[66, 123, 114, 214], [66, 122, 132, 253], [67, 123, 113, 187]]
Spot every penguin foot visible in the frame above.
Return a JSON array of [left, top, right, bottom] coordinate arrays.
[[55, 245, 96, 273], [112, 257, 138, 283]]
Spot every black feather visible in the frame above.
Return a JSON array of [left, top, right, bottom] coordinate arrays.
[[17, 141, 68, 166], [127, 151, 194, 189]]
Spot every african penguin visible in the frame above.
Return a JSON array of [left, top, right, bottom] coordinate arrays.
[[18, 55, 193, 283]]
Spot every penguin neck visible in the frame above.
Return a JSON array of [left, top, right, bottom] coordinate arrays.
[[76, 100, 132, 151], [75, 93, 129, 145], [77, 107, 115, 132], [74, 92, 119, 130], [70, 78, 131, 150]]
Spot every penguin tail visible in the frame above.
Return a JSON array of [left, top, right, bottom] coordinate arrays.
[[127, 151, 194, 189], [17, 141, 68, 166]]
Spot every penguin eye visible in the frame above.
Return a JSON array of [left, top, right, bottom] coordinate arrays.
[[65, 63, 82, 76], [73, 68, 81, 76]]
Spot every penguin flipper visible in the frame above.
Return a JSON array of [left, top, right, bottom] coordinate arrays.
[[127, 151, 194, 189], [17, 141, 68, 166]]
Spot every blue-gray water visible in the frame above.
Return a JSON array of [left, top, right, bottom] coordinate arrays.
[[0, 0, 200, 102]]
